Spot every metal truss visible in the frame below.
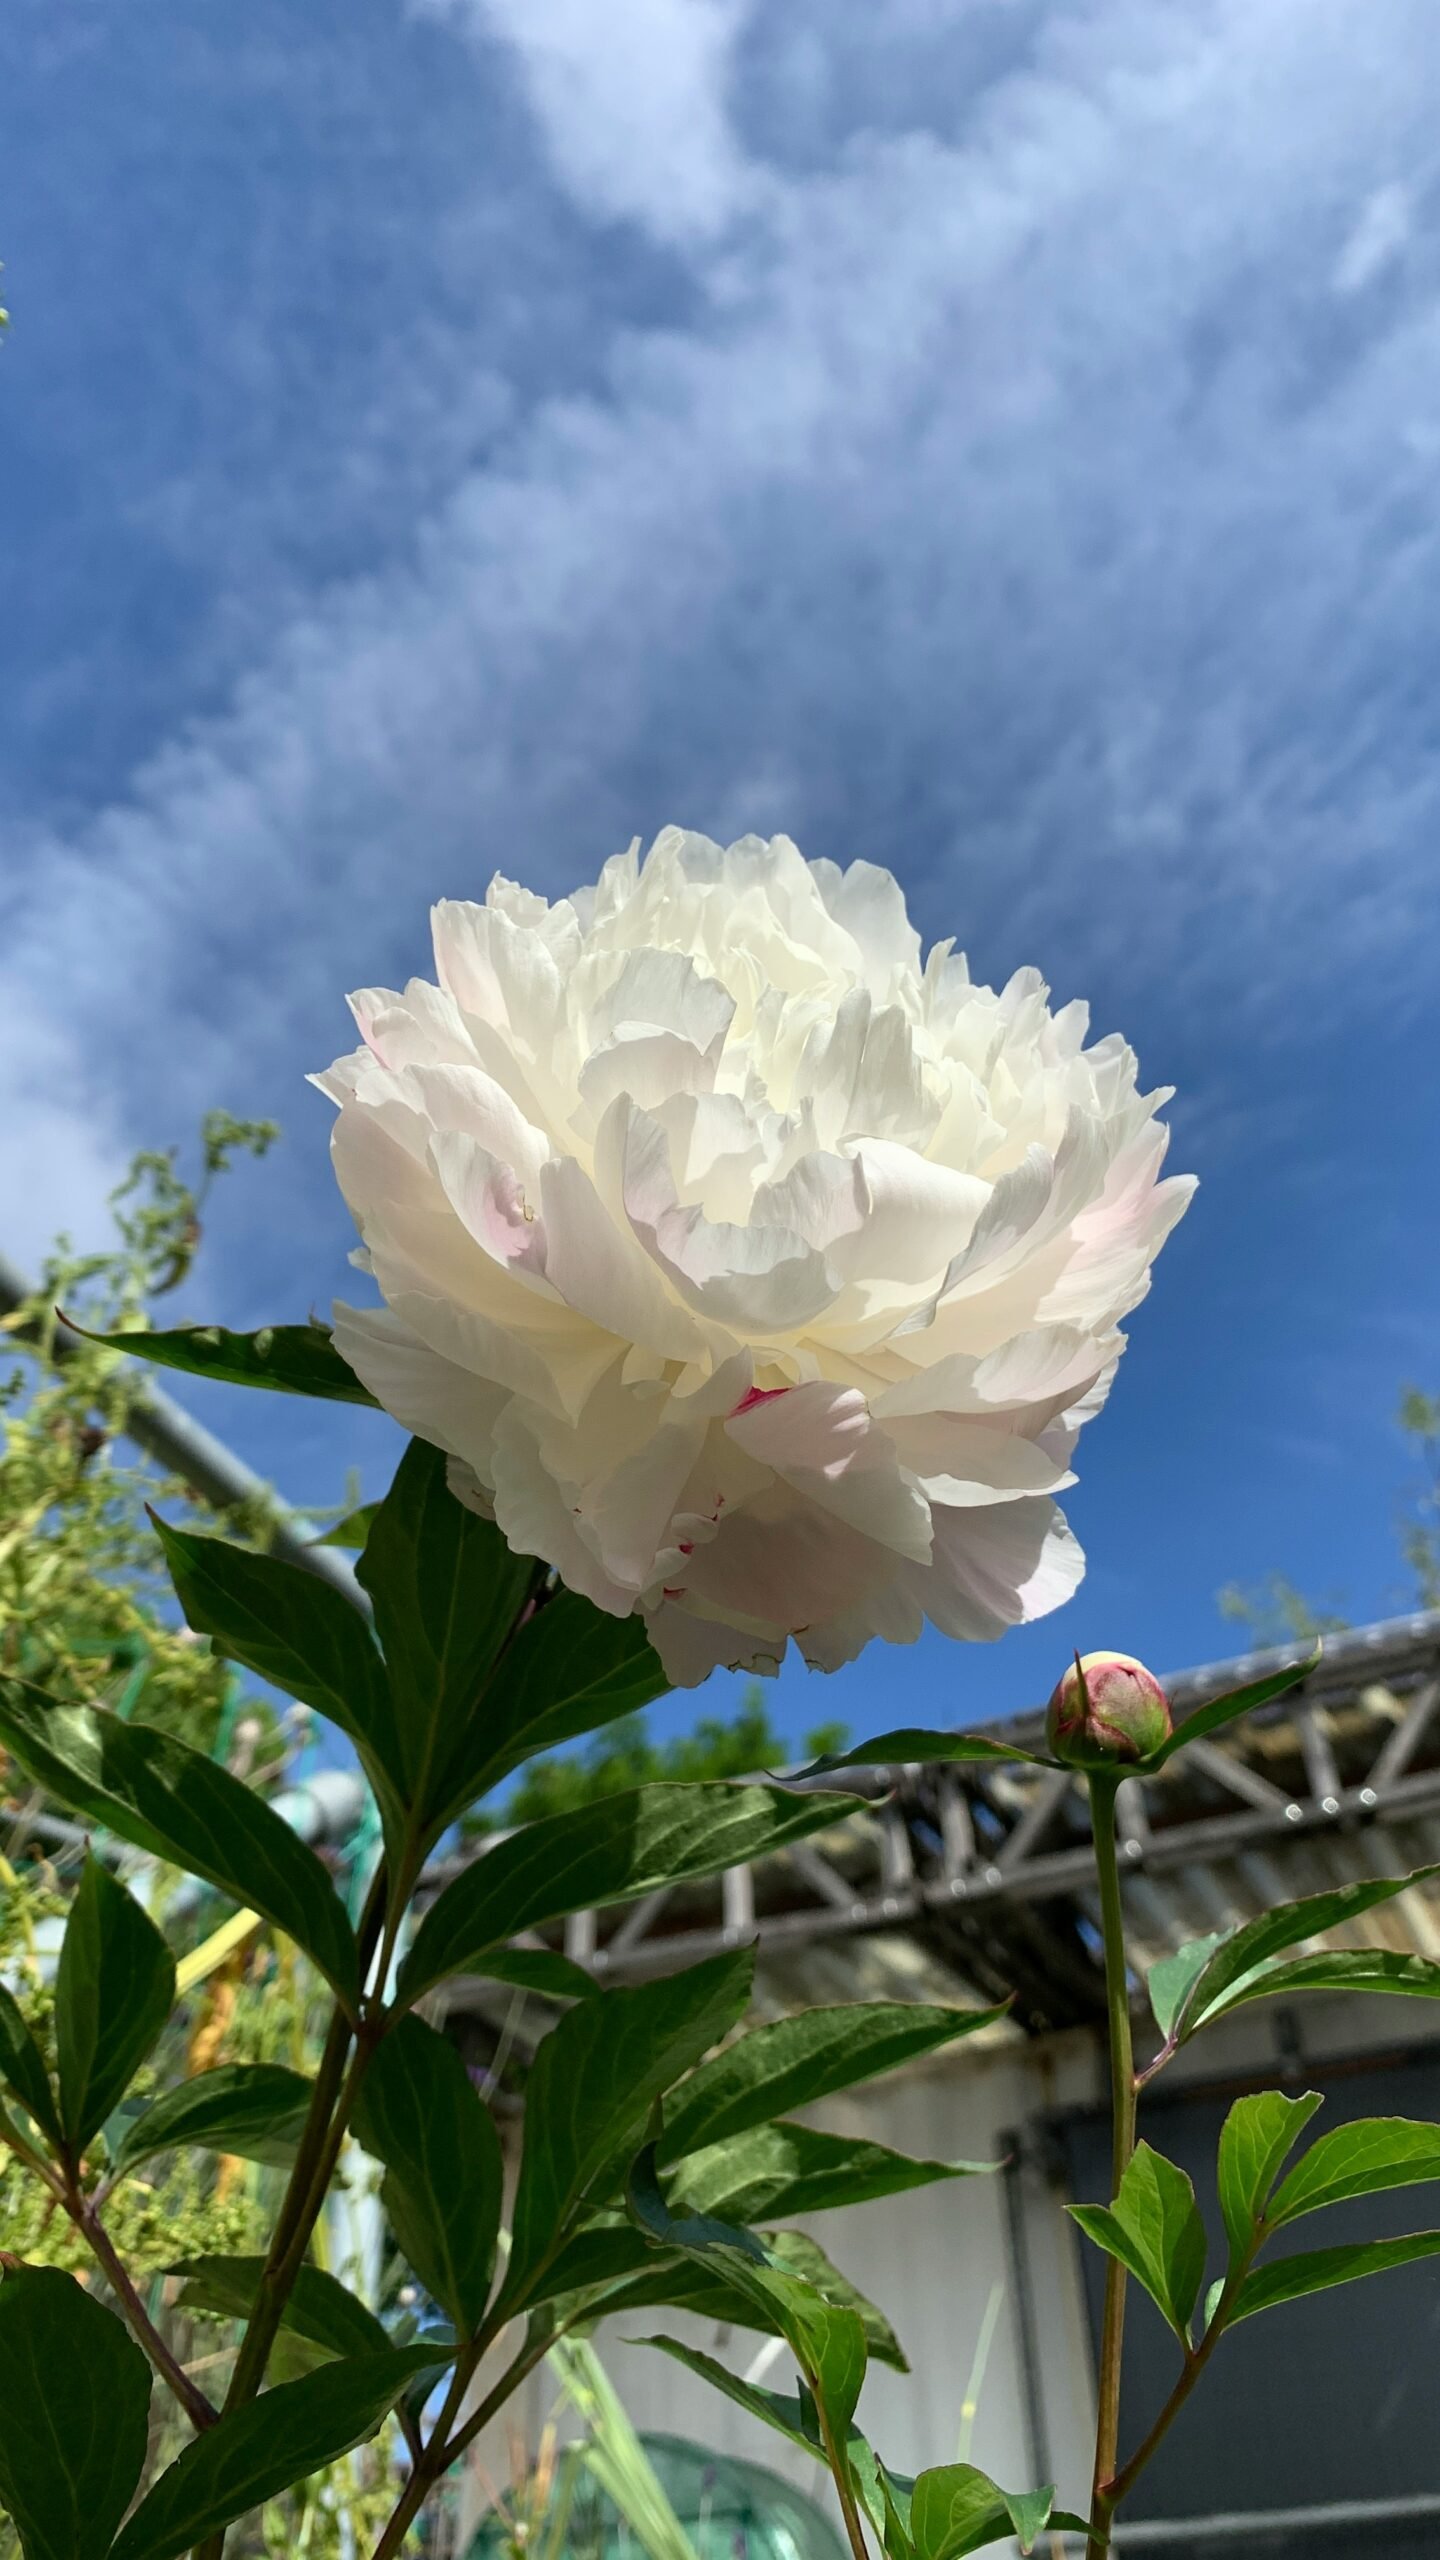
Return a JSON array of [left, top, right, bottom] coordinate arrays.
[[429, 1606, 1440, 2034]]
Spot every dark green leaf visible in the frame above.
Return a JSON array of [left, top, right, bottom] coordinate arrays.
[[0, 2265, 152, 2560], [74, 1318, 376, 1406], [1230, 2229, 1440, 2324], [795, 1731, 1044, 1781], [468, 1946, 599, 2001], [115, 2063, 314, 2174], [168, 2255, 391, 2362], [356, 1438, 538, 1814], [659, 2000, 1006, 2163], [55, 1859, 175, 2153], [630, 2334, 821, 2460], [398, 1784, 851, 2006], [0, 1984, 60, 2148], [0, 1684, 359, 2006], [501, 1949, 756, 2314], [1216, 2092, 1323, 2270], [911, 2465, 1060, 2560], [109, 2348, 443, 2560], [1268, 2118, 1440, 2226], [562, 2228, 908, 2370], [1146, 1936, 1225, 2044], [352, 2015, 503, 2334], [429, 1594, 669, 1834], [1150, 1652, 1321, 1767], [670, 2121, 986, 2223], [762, 2233, 907, 2372], [1069, 2143, 1208, 2342], [1169, 1867, 1440, 2043], [151, 1519, 398, 1819]]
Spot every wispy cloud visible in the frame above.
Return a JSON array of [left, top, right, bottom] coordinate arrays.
[[4, 0, 1440, 1270]]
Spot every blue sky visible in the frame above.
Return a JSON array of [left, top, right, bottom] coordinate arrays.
[[3, 0, 1438, 1748]]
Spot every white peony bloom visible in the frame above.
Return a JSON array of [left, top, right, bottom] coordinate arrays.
[[316, 830, 1193, 1685]]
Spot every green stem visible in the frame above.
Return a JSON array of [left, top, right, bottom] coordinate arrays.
[[370, 2329, 552, 2560], [1086, 1776, 1135, 2557], [66, 2180, 218, 2431], [812, 2397, 872, 2560], [1105, 2248, 1256, 2509]]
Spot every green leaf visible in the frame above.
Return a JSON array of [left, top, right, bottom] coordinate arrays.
[[1229, 2229, 1440, 2325], [0, 1684, 359, 2006], [151, 1518, 399, 1822], [427, 1593, 670, 1834], [1216, 2091, 1323, 2269], [115, 2063, 314, 2174], [630, 2334, 822, 2460], [659, 2000, 1007, 2163], [501, 1948, 756, 2315], [795, 1731, 1044, 1780], [562, 2227, 908, 2370], [313, 1505, 378, 1552], [1069, 2142, 1209, 2342], [109, 2348, 443, 2560], [352, 2015, 503, 2334], [911, 2464, 1061, 2560], [0, 1983, 60, 2148], [0, 2265, 152, 2560], [763, 2232, 908, 2373], [1146, 1935, 1225, 2043], [669, 2121, 987, 2223], [356, 1437, 538, 1815], [1268, 2118, 1440, 2226], [54, 1859, 175, 2153], [397, 1783, 852, 2006], [75, 1318, 376, 1405], [1149, 1653, 1321, 1768], [1167, 1867, 1440, 2043], [1203, 1946, 1440, 2012], [167, 2255, 391, 2362], [468, 1946, 599, 2001]]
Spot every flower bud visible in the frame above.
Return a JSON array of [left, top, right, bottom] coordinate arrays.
[[1046, 1650, 1171, 1766]]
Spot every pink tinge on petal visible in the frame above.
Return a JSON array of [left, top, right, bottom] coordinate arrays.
[[731, 1384, 791, 1415]]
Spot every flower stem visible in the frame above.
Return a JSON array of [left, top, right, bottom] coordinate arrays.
[[68, 2183, 218, 2432], [1086, 1776, 1135, 2557]]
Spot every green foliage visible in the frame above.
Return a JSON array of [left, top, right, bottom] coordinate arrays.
[[1070, 2143, 1209, 2343], [658, 2001, 1006, 2162], [168, 2258, 391, 2364], [0, 2267, 152, 2560], [1148, 1866, 1440, 2050], [352, 2015, 503, 2334], [484, 1683, 810, 1831], [1215, 2091, 1322, 2270], [54, 1860, 175, 2153], [114, 2064, 314, 2176], [668, 2122, 986, 2224]]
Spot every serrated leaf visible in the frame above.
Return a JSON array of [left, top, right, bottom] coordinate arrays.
[[427, 1592, 670, 1837], [1069, 2142, 1208, 2341], [109, 2347, 443, 2560], [1229, 2229, 1440, 2324], [0, 2266, 152, 2560], [1216, 2091, 1323, 2270], [152, 1517, 400, 1824], [669, 2120, 986, 2223], [659, 2000, 1006, 2163], [55, 1859, 175, 2153], [397, 1784, 851, 2006], [168, 2255, 391, 2362], [1168, 1866, 1440, 2044], [1268, 2118, 1440, 2226], [75, 1318, 376, 1405], [356, 1437, 538, 1817], [115, 2062, 314, 2174], [500, 1949, 756, 2315], [1149, 1653, 1320, 1767], [0, 1684, 359, 2005], [794, 1731, 1044, 1781], [352, 2014, 503, 2334], [0, 1982, 60, 2148], [1146, 1935, 1225, 2043]]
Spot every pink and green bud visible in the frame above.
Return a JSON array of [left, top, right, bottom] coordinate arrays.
[[1046, 1650, 1171, 1767]]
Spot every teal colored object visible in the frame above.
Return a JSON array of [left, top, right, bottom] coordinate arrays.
[[468, 2435, 850, 2560]]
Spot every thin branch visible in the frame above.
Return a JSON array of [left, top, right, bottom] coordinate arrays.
[[69, 2187, 218, 2431]]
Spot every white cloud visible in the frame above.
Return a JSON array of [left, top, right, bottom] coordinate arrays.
[[5, 0, 1440, 1261], [424, 0, 760, 246]]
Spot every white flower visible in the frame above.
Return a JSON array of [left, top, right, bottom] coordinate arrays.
[[316, 830, 1193, 1685]]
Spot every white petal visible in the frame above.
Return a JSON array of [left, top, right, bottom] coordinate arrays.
[[329, 1302, 505, 1472]]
